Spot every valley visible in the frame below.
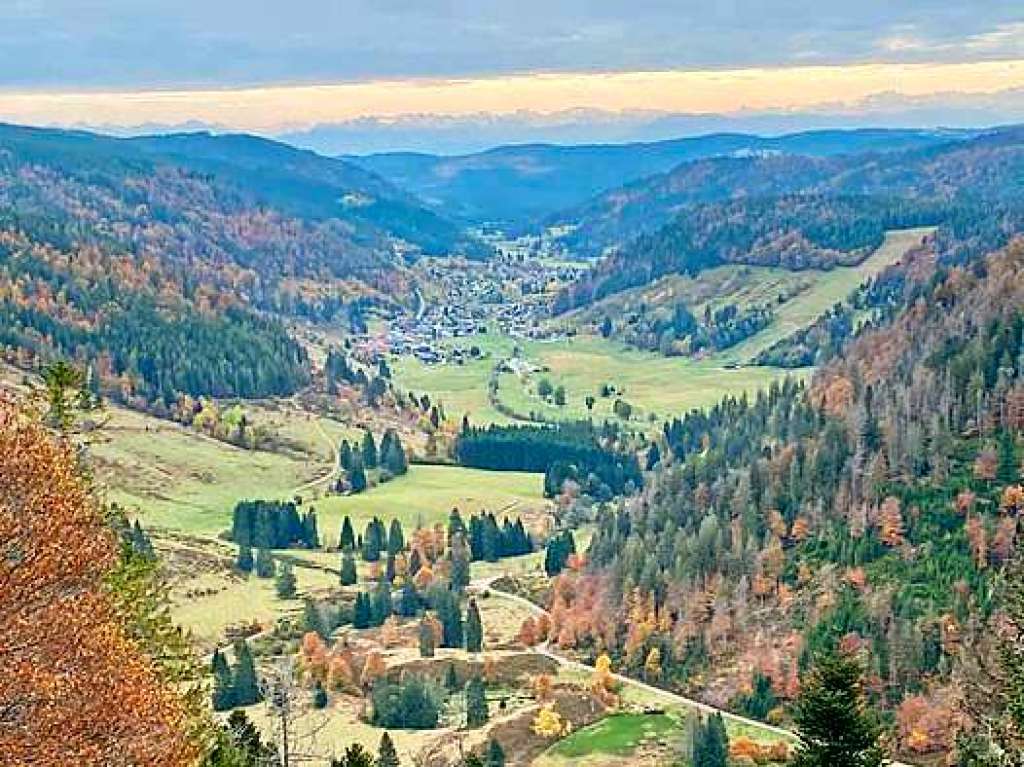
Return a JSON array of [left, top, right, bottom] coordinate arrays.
[[4, 119, 1024, 767]]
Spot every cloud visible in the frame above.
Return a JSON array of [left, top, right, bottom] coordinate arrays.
[[0, 1, 1022, 88]]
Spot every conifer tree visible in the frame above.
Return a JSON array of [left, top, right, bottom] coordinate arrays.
[[340, 515, 355, 550], [436, 590, 464, 648], [353, 592, 372, 630], [445, 662, 459, 691], [998, 430, 1020, 484], [255, 546, 276, 578], [388, 518, 405, 555], [211, 648, 235, 711], [313, 680, 329, 709], [466, 677, 489, 727], [792, 651, 883, 767], [692, 713, 728, 767], [362, 430, 379, 469], [418, 617, 436, 658], [377, 732, 400, 767], [304, 598, 329, 639], [397, 581, 419, 617], [340, 552, 358, 586], [236, 543, 254, 574], [275, 561, 296, 598], [465, 599, 484, 653], [231, 640, 261, 706], [339, 439, 353, 471], [485, 738, 506, 767], [349, 457, 368, 494]]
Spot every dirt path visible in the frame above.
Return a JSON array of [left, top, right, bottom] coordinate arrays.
[[474, 577, 913, 765]]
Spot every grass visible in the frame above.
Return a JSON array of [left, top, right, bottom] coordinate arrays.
[[724, 227, 934, 362], [544, 712, 680, 760], [89, 406, 319, 535], [309, 464, 549, 547]]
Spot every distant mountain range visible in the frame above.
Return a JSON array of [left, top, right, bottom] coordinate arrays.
[[349, 128, 975, 230]]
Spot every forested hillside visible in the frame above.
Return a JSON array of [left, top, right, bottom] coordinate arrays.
[[353, 128, 959, 229], [0, 124, 481, 408], [554, 128, 1024, 312], [551, 240, 1024, 759]]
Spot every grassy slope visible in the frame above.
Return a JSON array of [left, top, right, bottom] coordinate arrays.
[[723, 226, 934, 362]]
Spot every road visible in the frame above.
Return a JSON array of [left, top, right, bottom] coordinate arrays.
[[473, 576, 913, 765]]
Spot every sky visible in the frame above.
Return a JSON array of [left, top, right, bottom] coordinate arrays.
[[0, 1, 1023, 148]]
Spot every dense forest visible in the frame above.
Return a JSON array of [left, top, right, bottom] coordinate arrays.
[[454, 421, 643, 498], [554, 128, 1024, 312], [0, 124, 485, 410], [547, 241, 1024, 759]]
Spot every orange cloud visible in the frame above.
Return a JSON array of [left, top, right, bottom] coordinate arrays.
[[2, 59, 1022, 131]]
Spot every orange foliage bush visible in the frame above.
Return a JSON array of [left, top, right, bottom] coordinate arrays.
[[0, 397, 196, 765]]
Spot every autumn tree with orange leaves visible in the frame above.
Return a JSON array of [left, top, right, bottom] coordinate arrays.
[[0, 396, 198, 765]]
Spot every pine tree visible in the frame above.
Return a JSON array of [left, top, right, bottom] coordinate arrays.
[[275, 561, 296, 598], [371, 579, 393, 626], [445, 662, 459, 691], [339, 439, 353, 471], [353, 592, 372, 630], [377, 732, 400, 767], [340, 515, 356, 551], [313, 680, 329, 709], [998, 430, 1020, 484], [408, 616, 431, 660], [466, 677, 489, 728], [397, 581, 419, 617], [331, 743, 375, 767], [340, 552, 358, 586], [485, 738, 506, 767], [465, 599, 484, 653], [236, 543, 254, 574], [449, 535, 471, 594], [388, 518, 405, 555], [304, 598, 329, 639], [349, 459, 368, 494], [362, 430, 379, 469], [692, 713, 728, 767], [211, 648, 235, 711], [792, 651, 883, 767], [436, 590, 464, 648], [254, 547, 276, 578], [232, 640, 261, 706]]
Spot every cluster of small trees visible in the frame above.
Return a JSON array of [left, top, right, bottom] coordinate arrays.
[[544, 531, 577, 577], [230, 499, 319, 549], [211, 641, 262, 711], [461, 511, 533, 562], [338, 429, 409, 494]]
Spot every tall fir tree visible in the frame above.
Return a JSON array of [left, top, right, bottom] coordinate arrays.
[[692, 713, 728, 767], [377, 732, 399, 767], [236, 543, 254, 574], [211, 648, 235, 711], [465, 599, 484, 653], [485, 738, 506, 767], [340, 552, 358, 586], [792, 651, 883, 767], [340, 515, 356, 551], [465, 677, 489, 728], [362, 430, 379, 469], [232, 640, 262, 706], [353, 592, 372, 630], [275, 561, 297, 598], [254, 546, 276, 578]]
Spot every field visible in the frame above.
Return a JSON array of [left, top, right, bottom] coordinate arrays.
[[537, 712, 681, 765]]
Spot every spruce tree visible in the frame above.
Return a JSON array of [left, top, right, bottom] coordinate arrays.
[[304, 598, 329, 639], [388, 518, 405, 555], [397, 581, 419, 617], [465, 599, 484, 653], [232, 640, 261, 706], [349, 459, 368, 494], [792, 651, 883, 767], [275, 561, 297, 598], [445, 662, 459, 691], [693, 713, 728, 767], [254, 546, 276, 578], [362, 430, 379, 469], [377, 732, 400, 767], [371, 579, 393, 626], [211, 648, 234, 711], [466, 677, 489, 728], [998, 430, 1020, 484], [353, 592, 372, 630], [485, 738, 506, 767], [436, 590, 464, 648], [236, 543, 254, 574], [340, 515, 355, 550], [340, 552, 358, 586], [313, 680, 329, 709], [418, 617, 435, 657], [339, 439, 353, 471], [449, 535, 471, 594]]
